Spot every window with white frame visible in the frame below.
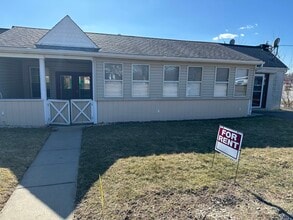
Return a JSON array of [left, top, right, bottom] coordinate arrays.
[[132, 64, 149, 97], [104, 63, 123, 97], [187, 67, 202, 96], [214, 67, 229, 97], [163, 66, 179, 97], [234, 69, 248, 96]]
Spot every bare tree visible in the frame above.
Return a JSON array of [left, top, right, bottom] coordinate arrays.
[[282, 73, 293, 109]]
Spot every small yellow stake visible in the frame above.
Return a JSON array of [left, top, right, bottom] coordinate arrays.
[[99, 174, 105, 210]]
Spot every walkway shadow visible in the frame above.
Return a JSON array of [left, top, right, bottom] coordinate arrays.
[[75, 116, 293, 206]]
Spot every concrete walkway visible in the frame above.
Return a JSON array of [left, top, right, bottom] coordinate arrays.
[[0, 126, 82, 220]]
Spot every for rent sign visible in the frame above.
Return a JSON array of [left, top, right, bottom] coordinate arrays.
[[215, 126, 243, 161]]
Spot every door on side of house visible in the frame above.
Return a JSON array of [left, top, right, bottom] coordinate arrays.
[[56, 72, 92, 100], [252, 73, 269, 108]]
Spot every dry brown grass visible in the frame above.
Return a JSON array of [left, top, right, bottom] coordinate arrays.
[[0, 128, 50, 211], [75, 116, 293, 219]]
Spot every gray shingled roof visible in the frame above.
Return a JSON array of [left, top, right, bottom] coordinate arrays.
[[0, 28, 9, 34], [0, 26, 260, 63], [223, 44, 287, 68]]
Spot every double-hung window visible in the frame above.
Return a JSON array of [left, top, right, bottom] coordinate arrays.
[[132, 64, 149, 97], [186, 67, 202, 96], [104, 63, 123, 97], [163, 66, 179, 97], [214, 67, 229, 97], [234, 68, 248, 96]]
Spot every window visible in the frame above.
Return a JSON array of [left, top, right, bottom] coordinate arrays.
[[187, 67, 202, 96], [214, 67, 229, 97], [163, 66, 179, 97], [104, 63, 123, 97], [234, 69, 248, 96], [132, 64, 149, 97], [30, 67, 50, 98]]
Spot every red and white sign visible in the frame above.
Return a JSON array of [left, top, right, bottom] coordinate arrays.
[[215, 125, 243, 161]]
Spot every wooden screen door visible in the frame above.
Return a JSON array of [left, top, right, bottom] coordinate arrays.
[[56, 72, 92, 100]]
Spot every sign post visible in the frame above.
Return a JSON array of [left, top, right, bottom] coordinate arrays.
[[213, 125, 243, 183]]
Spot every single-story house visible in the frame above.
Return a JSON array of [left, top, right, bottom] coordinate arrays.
[[0, 16, 288, 126]]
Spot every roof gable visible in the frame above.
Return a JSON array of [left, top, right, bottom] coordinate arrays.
[[36, 15, 98, 50]]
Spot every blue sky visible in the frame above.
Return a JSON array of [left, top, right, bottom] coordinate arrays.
[[1, 0, 293, 71]]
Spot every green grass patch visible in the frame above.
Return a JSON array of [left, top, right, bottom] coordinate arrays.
[[75, 116, 293, 219], [0, 128, 51, 210]]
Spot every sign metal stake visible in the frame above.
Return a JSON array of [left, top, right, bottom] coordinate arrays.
[[234, 154, 241, 184]]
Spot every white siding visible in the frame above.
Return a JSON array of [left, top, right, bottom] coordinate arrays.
[[97, 99, 250, 123], [0, 100, 45, 126]]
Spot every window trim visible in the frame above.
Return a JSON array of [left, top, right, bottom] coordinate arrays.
[[214, 67, 230, 97], [163, 65, 180, 97], [186, 66, 202, 97], [131, 64, 150, 97], [234, 68, 249, 97], [103, 62, 124, 98]]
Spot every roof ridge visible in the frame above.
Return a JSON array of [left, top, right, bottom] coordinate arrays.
[[12, 26, 220, 45], [87, 32, 219, 44], [222, 44, 261, 49], [12, 26, 49, 31]]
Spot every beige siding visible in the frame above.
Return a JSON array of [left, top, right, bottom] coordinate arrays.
[[97, 99, 250, 123], [0, 58, 24, 98], [0, 100, 45, 126], [201, 66, 215, 97], [123, 62, 132, 97], [179, 65, 187, 97], [149, 63, 163, 98], [266, 72, 285, 110]]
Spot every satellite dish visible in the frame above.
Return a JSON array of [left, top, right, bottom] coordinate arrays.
[[273, 38, 280, 48], [229, 39, 235, 45]]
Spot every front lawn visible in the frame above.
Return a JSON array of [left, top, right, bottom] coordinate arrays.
[[0, 128, 50, 211], [75, 116, 293, 219]]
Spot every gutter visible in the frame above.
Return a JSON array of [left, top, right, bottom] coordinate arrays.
[[256, 66, 288, 73], [0, 46, 264, 65]]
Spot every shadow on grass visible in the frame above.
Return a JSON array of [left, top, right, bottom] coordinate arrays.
[[76, 116, 293, 204], [0, 128, 50, 210]]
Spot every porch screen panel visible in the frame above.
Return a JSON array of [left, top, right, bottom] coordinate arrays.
[[30, 67, 41, 98]]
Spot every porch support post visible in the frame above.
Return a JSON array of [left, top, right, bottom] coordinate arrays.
[[92, 58, 98, 124], [39, 57, 48, 124]]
